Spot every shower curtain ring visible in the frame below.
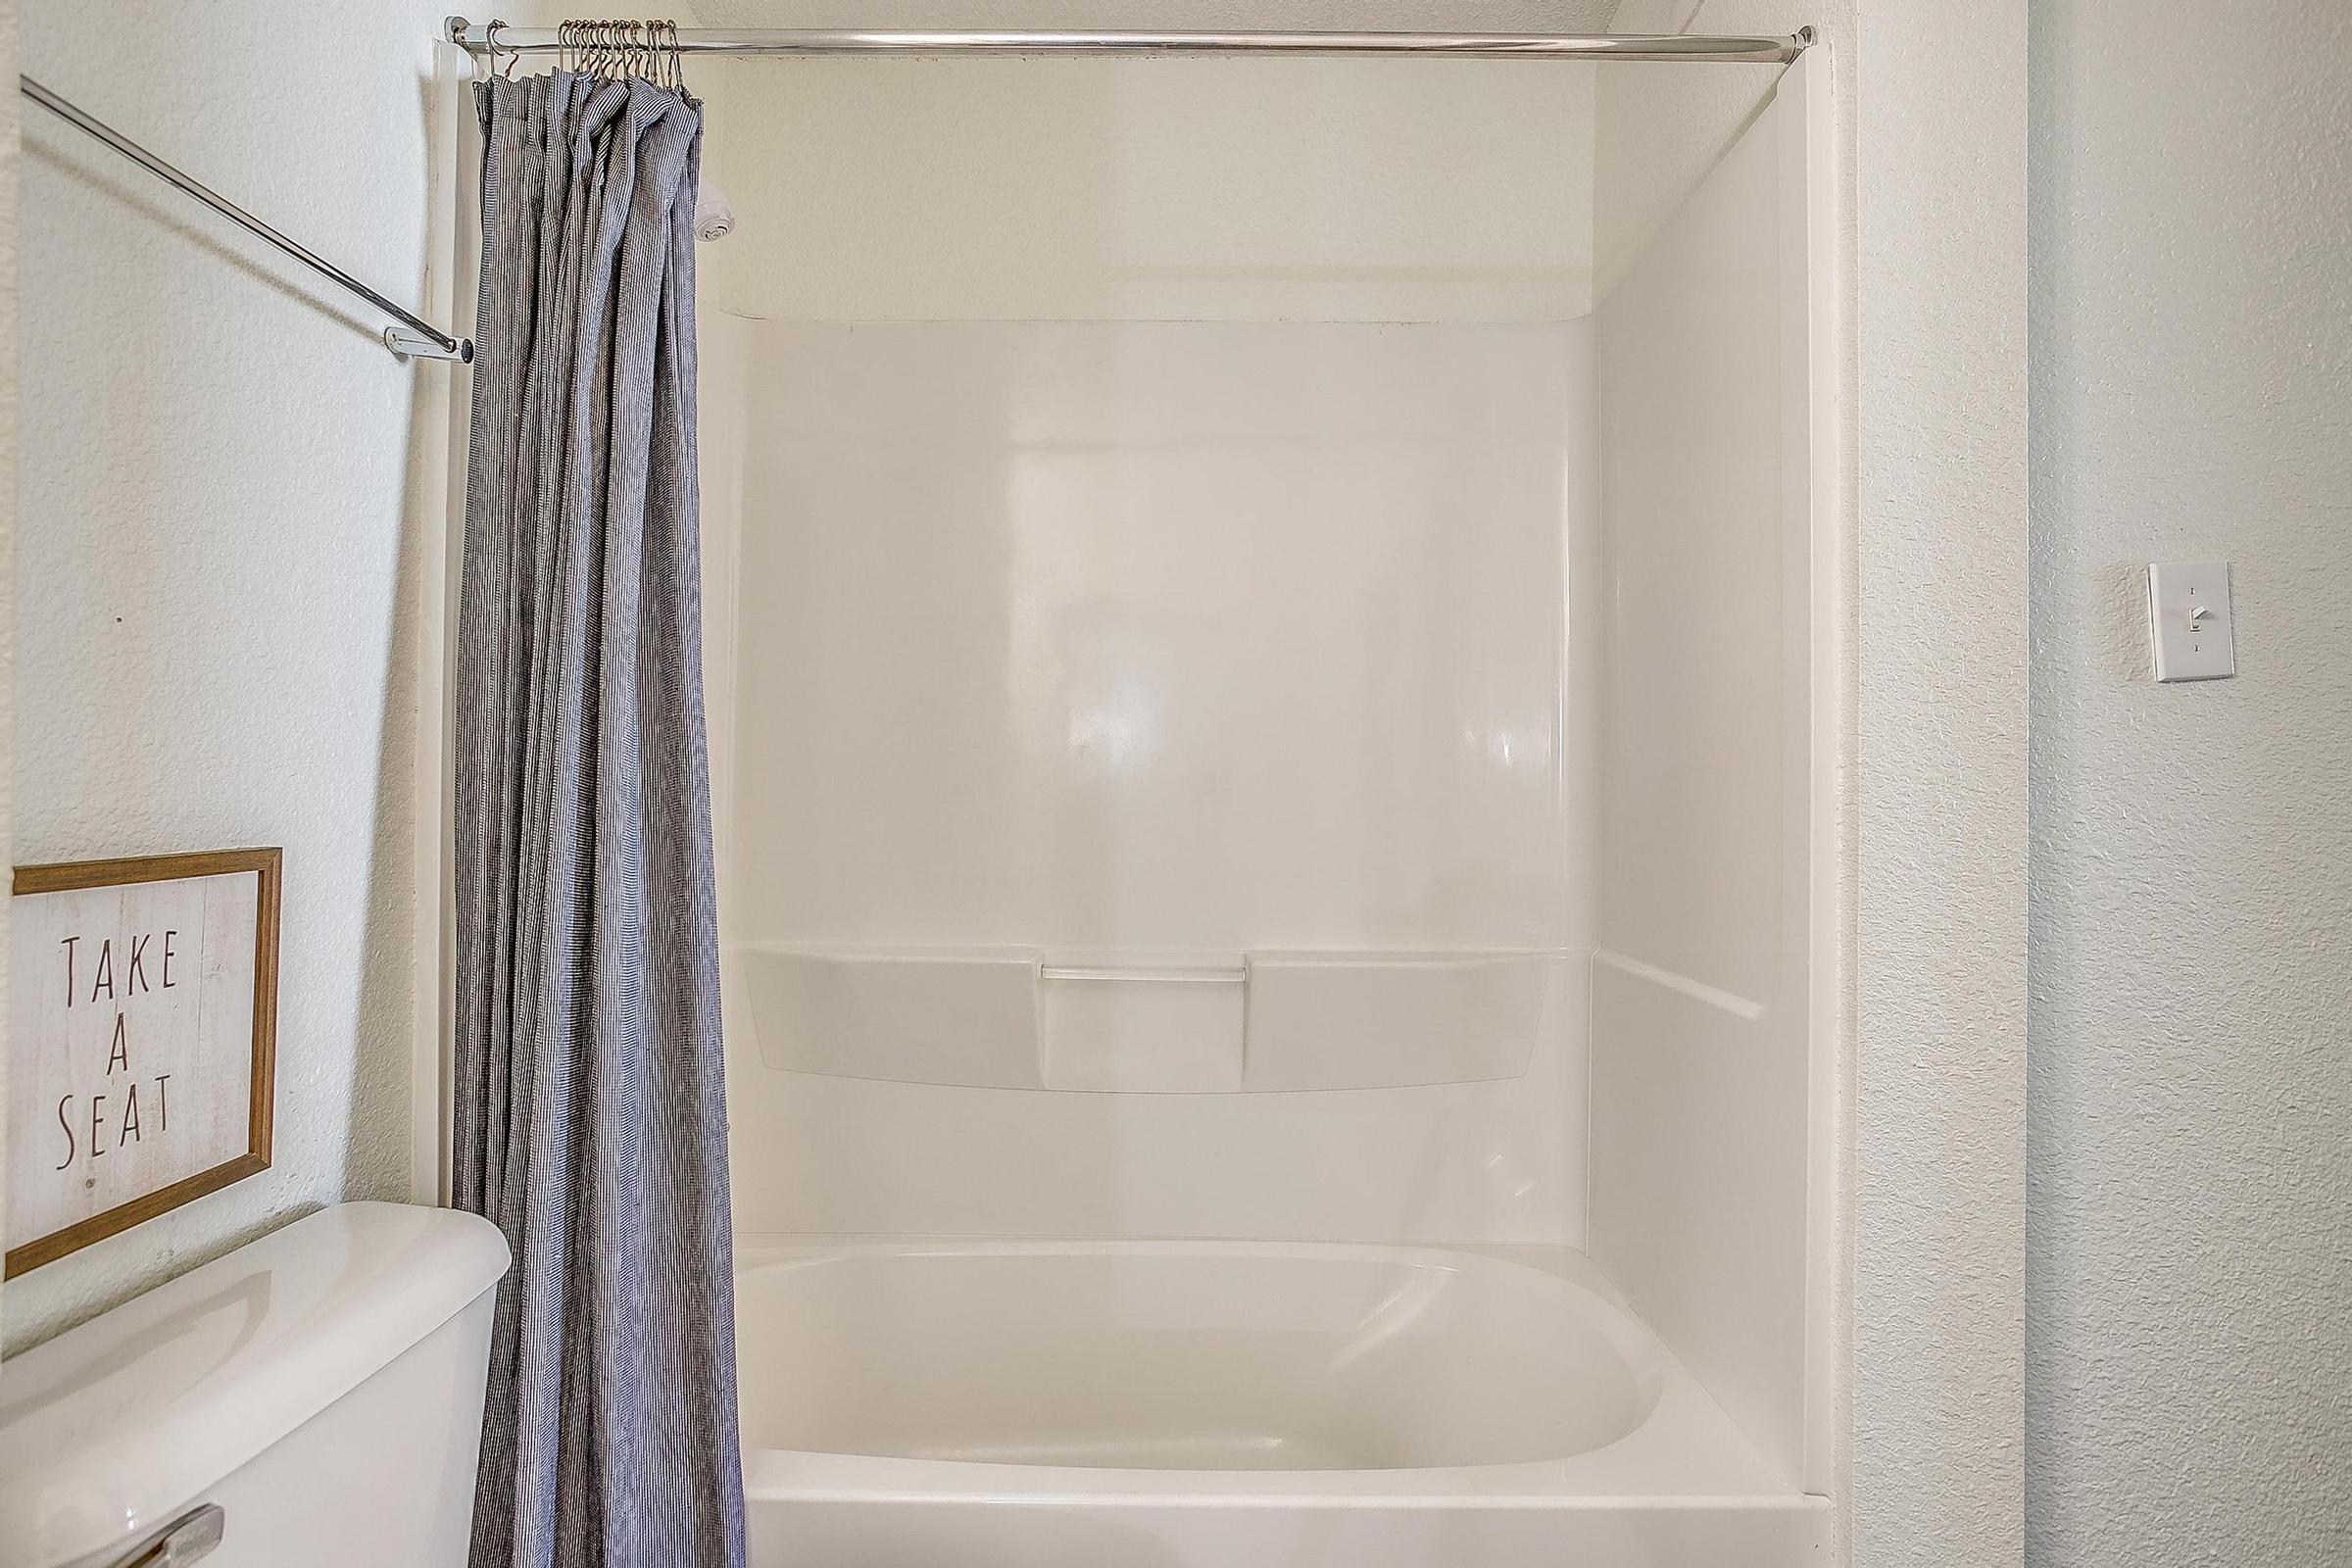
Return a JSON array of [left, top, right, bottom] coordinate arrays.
[[486, 18, 518, 79]]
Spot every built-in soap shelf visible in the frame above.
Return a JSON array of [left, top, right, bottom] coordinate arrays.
[[724, 945, 1562, 1093]]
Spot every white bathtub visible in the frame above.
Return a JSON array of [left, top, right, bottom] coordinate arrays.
[[735, 1241, 1829, 1567]]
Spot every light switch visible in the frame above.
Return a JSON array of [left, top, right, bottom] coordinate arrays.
[[2146, 562, 2235, 682]]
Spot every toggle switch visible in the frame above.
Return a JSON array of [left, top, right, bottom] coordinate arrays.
[[2146, 562, 2235, 682]]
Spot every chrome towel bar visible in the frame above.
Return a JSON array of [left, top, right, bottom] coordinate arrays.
[[20, 76, 473, 364]]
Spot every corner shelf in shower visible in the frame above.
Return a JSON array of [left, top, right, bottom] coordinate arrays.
[[721, 945, 1563, 1094]]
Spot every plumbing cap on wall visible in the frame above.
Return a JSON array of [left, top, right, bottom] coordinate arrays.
[[695, 174, 735, 243]]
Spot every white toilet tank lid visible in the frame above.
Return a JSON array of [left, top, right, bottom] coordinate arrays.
[[0, 1201, 510, 1567]]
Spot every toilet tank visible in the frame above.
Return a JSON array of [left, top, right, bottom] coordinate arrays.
[[0, 1201, 510, 1568]]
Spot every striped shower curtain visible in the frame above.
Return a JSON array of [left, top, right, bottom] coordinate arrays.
[[452, 70, 746, 1568]]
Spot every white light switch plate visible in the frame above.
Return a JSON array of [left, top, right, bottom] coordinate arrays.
[[2146, 562, 2235, 681]]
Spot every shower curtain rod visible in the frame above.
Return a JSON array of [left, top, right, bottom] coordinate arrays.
[[446, 19, 1810, 65], [18, 75, 473, 363]]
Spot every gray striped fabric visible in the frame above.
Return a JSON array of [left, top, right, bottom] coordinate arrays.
[[454, 72, 747, 1568]]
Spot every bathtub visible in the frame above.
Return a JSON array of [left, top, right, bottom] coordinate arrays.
[[735, 1240, 1828, 1567]]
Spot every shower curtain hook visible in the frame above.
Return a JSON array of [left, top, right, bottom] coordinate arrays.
[[487, 18, 518, 79]]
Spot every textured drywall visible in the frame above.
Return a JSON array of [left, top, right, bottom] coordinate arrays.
[[2028, 4, 2352, 1564], [0, 0, 19, 1338], [1852, 3, 2030, 1563], [4, 0, 458, 1353]]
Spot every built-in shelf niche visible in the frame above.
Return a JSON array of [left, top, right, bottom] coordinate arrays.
[[724, 946, 1563, 1093]]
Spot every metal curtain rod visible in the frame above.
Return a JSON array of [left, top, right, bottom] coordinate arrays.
[[447, 18, 1810, 65], [19, 76, 473, 363]]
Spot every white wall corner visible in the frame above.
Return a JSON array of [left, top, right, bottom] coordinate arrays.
[[0, 0, 21, 1333], [408, 35, 470, 1208]]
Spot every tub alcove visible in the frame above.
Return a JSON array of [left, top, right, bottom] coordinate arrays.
[[641, 30, 1838, 1568]]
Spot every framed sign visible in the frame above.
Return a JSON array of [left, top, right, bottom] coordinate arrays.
[[5, 848, 280, 1278]]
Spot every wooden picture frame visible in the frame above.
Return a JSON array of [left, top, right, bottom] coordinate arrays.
[[4, 848, 281, 1278]]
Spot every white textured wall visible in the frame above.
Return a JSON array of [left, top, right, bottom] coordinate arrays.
[[0, 0, 19, 1338], [5, 0, 458, 1353], [1852, 3, 2030, 1563], [2028, 4, 2352, 1564]]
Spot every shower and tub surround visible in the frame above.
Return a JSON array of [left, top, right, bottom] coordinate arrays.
[[720, 315, 1594, 1237], [690, 40, 1837, 1568], [733, 1242, 1816, 1565]]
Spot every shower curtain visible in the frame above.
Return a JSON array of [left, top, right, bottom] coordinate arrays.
[[453, 71, 746, 1568]]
